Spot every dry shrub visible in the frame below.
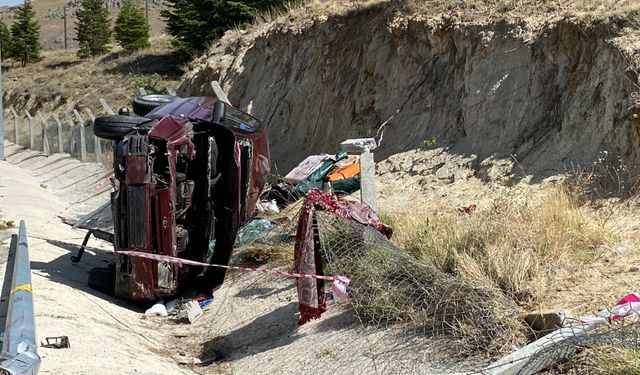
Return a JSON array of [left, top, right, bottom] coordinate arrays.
[[0, 220, 14, 230], [390, 185, 612, 306]]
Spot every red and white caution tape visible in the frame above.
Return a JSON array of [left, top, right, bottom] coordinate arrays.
[[118, 251, 352, 297], [580, 293, 640, 324]]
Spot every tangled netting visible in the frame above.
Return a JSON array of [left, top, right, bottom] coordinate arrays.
[[314, 211, 527, 356]]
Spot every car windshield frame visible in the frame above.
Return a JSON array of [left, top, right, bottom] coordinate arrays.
[[223, 106, 262, 134]]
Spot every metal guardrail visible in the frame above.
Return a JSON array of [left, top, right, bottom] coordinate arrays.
[[0, 221, 41, 375]]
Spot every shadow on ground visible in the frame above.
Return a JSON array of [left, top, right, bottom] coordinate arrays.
[[30, 238, 145, 312], [45, 60, 83, 70], [105, 52, 182, 78], [201, 302, 300, 361]]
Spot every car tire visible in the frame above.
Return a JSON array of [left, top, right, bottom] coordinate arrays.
[[132, 94, 178, 116], [88, 267, 116, 295], [93, 115, 151, 140]]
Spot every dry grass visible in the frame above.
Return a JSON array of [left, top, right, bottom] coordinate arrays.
[[386, 184, 613, 307], [549, 345, 640, 374]]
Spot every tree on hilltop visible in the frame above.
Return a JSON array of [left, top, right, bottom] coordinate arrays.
[[75, 0, 112, 58], [9, 0, 42, 66], [162, 0, 292, 60], [0, 20, 12, 62], [114, 0, 150, 51]]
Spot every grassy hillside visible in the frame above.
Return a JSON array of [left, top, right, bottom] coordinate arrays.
[[2, 37, 181, 115]]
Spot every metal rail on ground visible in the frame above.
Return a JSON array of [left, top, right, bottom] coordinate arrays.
[[0, 221, 41, 375]]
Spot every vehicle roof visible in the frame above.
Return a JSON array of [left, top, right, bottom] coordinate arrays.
[[147, 96, 264, 135]]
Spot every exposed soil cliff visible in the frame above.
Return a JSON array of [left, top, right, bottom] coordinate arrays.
[[180, 3, 640, 177]]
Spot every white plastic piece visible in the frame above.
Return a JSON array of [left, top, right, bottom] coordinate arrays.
[[144, 303, 168, 317]]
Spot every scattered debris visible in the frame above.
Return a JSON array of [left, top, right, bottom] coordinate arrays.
[[235, 219, 272, 247], [255, 199, 280, 214], [144, 302, 168, 317], [283, 154, 333, 184], [41, 336, 70, 349], [525, 310, 573, 332], [177, 301, 203, 324], [458, 204, 477, 214]]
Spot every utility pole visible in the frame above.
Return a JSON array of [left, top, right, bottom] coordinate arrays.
[[63, 6, 68, 50], [145, 0, 149, 22]]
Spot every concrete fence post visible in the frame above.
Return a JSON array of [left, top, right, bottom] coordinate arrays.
[[64, 111, 76, 157], [9, 106, 18, 146], [72, 109, 87, 162], [99, 98, 115, 115], [340, 138, 378, 212], [84, 108, 100, 163], [138, 87, 147, 96], [24, 110, 34, 150], [53, 114, 64, 154], [37, 111, 51, 156]]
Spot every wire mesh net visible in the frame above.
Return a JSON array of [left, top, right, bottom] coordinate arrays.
[[315, 211, 526, 357]]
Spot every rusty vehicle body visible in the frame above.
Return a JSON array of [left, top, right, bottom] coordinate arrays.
[[93, 95, 269, 301]]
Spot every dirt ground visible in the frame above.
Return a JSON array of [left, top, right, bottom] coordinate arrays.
[[0, 142, 462, 374]]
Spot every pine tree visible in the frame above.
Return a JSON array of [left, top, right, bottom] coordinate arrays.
[[162, 0, 292, 60], [9, 1, 42, 66], [75, 0, 112, 58], [0, 20, 12, 62], [114, 0, 150, 51]]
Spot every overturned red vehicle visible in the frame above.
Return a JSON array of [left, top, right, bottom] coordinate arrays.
[[91, 93, 270, 301]]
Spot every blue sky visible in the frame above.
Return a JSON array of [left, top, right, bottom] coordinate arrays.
[[0, 0, 22, 6]]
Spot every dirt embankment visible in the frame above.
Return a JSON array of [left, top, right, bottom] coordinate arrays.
[[180, 2, 640, 177]]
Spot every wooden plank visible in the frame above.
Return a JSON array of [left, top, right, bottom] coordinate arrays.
[[99, 98, 115, 115], [73, 109, 87, 162], [84, 108, 100, 163], [24, 110, 34, 150], [9, 106, 18, 146], [37, 111, 51, 155], [53, 114, 64, 154]]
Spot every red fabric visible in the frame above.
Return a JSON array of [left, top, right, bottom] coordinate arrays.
[[294, 190, 392, 325]]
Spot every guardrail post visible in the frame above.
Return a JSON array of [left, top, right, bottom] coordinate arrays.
[[37, 110, 51, 155], [99, 98, 115, 115], [0, 221, 42, 374], [73, 109, 87, 162], [9, 106, 18, 146], [53, 114, 64, 154], [24, 110, 34, 150]]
